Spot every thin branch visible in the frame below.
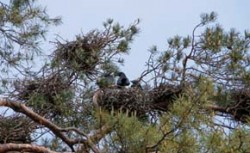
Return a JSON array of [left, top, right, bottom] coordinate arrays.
[[60, 127, 88, 137], [205, 104, 229, 114], [181, 22, 203, 84]]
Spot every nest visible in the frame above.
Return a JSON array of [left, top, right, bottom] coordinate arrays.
[[53, 32, 107, 75], [98, 88, 150, 117], [227, 90, 250, 123], [15, 74, 73, 118], [149, 84, 182, 111], [0, 115, 36, 144], [94, 85, 182, 117]]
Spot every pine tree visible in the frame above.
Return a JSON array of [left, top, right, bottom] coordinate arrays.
[[0, 1, 250, 152]]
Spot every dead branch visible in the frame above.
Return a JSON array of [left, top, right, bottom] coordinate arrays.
[[205, 104, 229, 114], [0, 143, 61, 153]]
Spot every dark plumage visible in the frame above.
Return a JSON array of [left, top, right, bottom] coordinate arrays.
[[116, 72, 130, 86], [131, 79, 142, 90]]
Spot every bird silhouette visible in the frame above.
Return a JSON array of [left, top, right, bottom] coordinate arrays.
[[131, 79, 142, 90], [116, 72, 130, 87]]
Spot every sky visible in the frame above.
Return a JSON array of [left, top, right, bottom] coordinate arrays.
[[40, 0, 250, 80]]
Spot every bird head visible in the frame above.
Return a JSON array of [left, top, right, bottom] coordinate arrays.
[[131, 79, 140, 84], [115, 72, 126, 77]]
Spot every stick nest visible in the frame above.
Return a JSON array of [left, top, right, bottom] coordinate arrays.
[[0, 115, 36, 143], [14, 74, 73, 117], [95, 85, 182, 117], [53, 32, 107, 75], [227, 89, 250, 122]]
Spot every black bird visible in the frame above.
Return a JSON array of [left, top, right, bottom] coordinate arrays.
[[116, 72, 130, 87], [131, 79, 142, 90]]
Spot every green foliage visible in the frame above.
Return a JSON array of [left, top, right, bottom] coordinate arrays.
[[201, 128, 250, 153], [200, 11, 217, 25], [27, 87, 74, 119], [39, 81, 250, 152], [148, 11, 250, 89], [95, 111, 160, 153], [201, 25, 223, 52], [0, 0, 61, 90], [1, 6, 250, 153]]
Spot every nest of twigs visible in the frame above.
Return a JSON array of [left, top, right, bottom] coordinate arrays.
[[15, 74, 73, 117], [227, 90, 250, 123], [53, 33, 107, 75], [149, 84, 182, 111], [95, 85, 182, 117], [98, 88, 150, 117], [0, 115, 36, 143]]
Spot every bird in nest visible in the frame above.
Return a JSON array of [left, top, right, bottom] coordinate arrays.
[[131, 79, 143, 90], [116, 72, 130, 87]]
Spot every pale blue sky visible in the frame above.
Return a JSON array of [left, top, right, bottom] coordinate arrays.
[[41, 0, 250, 80]]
